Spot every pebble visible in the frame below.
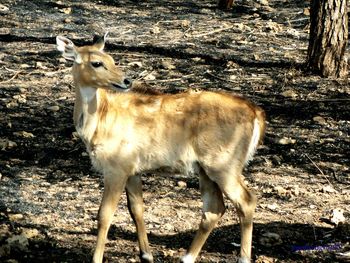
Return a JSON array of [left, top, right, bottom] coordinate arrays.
[[13, 131, 35, 138], [177, 181, 187, 188], [281, 89, 298, 98], [0, 4, 9, 14], [150, 26, 161, 34], [322, 185, 337, 193], [313, 116, 327, 125], [278, 137, 296, 145], [8, 214, 24, 221], [160, 60, 176, 70], [7, 234, 29, 251], [22, 228, 40, 239], [47, 105, 60, 112], [330, 208, 345, 225], [259, 232, 282, 247], [266, 203, 279, 211], [274, 186, 287, 196]]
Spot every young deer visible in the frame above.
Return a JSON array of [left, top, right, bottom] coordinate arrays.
[[56, 34, 265, 263]]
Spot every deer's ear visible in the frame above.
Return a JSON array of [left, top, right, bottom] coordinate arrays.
[[93, 32, 108, 51], [56, 36, 82, 63]]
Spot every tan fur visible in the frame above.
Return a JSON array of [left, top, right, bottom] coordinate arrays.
[[56, 35, 265, 263]]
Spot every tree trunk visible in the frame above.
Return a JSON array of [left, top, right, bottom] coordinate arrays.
[[307, 0, 348, 78], [218, 0, 234, 9]]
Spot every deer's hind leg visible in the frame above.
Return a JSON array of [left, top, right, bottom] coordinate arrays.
[[181, 168, 226, 263], [216, 171, 257, 263]]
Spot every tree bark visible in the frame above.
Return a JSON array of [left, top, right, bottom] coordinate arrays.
[[307, 0, 348, 78], [218, 0, 234, 9]]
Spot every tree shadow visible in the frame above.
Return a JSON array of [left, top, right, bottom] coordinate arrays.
[[106, 220, 349, 262], [2, 195, 348, 262]]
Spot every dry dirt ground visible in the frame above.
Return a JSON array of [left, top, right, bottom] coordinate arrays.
[[0, 0, 349, 262]]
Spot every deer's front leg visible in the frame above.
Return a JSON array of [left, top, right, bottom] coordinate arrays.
[[126, 175, 153, 263], [93, 173, 128, 263]]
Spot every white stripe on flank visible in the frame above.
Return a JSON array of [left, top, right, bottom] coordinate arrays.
[[246, 118, 260, 163]]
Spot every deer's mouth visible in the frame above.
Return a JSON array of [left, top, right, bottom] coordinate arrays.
[[111, 78, 132, 91], [111, 83, 130, 92]]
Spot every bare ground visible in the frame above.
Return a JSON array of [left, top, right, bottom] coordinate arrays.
[[0, 0, 349, 262]]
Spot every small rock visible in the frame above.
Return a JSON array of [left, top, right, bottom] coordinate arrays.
[[330, 208, 345, 225], [278, 137, 296, 145], [7, 140, 17, 149], [191, 57, 202, 62], [253, 54, 260, 60], [229, 75, 237, 80], [20, 64, 31, 69], [274, 186, 287, 196], [144, 73, 156, 81], [271, 155, 282, 165], [177, 181, 187, 188], [303, 8, 310, 16], [7, 234, 29, 251], [36, 61, 47, 69], [13, 131, 35, 138], [259, 232, 282, 247], [8, 214, 24, 221], [313, 116, 327, 125], [0, 4, 9, 14], [0, 244, 11, 257], [6, 101, 19, 108], [47, 105, 60, 112], [235, 23, 244, 32], [64, 18, 72, 23], [163, 223, 174, 231], [291, 185, 300, 196], [256, 0, 269, 5], [0, 138, 17, 151], [13, 94, 27, 104], [128, 61, 143, 68], [286, 28, 300, 38], [255, 255, 276, 263], [22, 228, 40, 239], [61, 7, 72, 14], [322, 185, 337, 193], [181, 20, 190, 28], [336, 251, 350, 261], [281, 89, 298, 98], [160, 60, 176, 70], [266, 203, 279, 211], [150, 26, 161, 34], [58, 57, 66, 64]]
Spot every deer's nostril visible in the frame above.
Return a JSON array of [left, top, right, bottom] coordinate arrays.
[[124, 78, 132, 86]]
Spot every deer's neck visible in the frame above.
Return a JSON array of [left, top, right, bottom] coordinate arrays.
[[74, 86, 99, 145]]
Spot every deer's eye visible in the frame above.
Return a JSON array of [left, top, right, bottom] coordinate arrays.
[[91, 61, 104, 68]]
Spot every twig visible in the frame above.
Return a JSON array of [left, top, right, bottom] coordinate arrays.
[[140, 73, 195, 83], [205, 71, 242, 91], [43, 94, 72, 110], [0, 68, 23, 83], [191, 25, 233, 38], [144, 78, 183, 83], [304, 154, 334, 187], [44, 67, 71, 77]]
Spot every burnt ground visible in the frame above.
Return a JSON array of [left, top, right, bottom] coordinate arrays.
[[0, 0, 349, 262]]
